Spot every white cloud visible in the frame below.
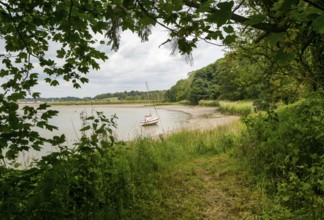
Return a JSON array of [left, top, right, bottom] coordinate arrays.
[[31, 27, 225, 97]]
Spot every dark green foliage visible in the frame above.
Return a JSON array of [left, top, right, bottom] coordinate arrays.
[[238, 93, 324, 217], [95, 90, 166, 101], [165, 63, 221, 104], [23, 96, 83, 102], [165, 74, 194, 102], [189, 78, 210, 105], [0, 118, 241, 219], [0, 113, 132, 219]]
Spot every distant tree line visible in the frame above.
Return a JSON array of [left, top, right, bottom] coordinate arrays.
[[22, 96, 85, 102], [21, 91, 167, 102], [94, 90, 166, 101]]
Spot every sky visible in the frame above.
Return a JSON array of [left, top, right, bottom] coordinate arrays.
[[2, 26, 226, 98]]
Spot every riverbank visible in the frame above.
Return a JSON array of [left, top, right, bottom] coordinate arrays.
[[157, 105, 239, 131]]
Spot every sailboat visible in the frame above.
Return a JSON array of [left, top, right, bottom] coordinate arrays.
[[140, 82, 160, 126], [140, 114, 159, 126]]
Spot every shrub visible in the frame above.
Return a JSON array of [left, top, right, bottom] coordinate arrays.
[[0, 113, 132, 219], [238, 95, 324, 218]]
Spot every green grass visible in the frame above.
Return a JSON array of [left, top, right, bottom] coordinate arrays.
[[219, 100, 254, 116], [122, 121, 282, 219], [0, 119, 292, 219], [198, 99, 219, 107]]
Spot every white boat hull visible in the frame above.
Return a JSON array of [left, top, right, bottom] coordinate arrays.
[[140, 117, 159, 126]]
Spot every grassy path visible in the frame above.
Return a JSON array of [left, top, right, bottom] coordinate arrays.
[[138, 154, 266, 219]]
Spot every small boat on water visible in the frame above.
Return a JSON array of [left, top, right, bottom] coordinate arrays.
[[140, 82, 160, 126], [140, 114, 159, 126]]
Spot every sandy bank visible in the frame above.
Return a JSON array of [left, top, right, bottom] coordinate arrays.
[[156, 105, 239, 131]]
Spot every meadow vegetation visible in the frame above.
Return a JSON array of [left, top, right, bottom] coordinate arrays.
[[198, 99, 219, 107], [2, 93, 323, 219], [218, 101, 254, 116], [1, 0, 323, 219]]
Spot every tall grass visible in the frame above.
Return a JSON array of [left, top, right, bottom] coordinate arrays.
[[128, 121, 240, 169], [178, 99, 190, 105], [198, 99, 219, 107], [0, 120, 241, 219], [124, 121, 241, 217], [219, 100, 254, 116]]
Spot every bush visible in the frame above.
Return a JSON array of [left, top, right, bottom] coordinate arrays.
[[0, 113, 132, 219], [238, 95, 324, 218]]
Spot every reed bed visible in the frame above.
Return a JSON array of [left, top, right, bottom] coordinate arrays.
[[219, 100, 254, 116], [198, 99, 219, 107]]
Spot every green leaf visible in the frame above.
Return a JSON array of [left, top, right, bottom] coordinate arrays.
[[224, 34, 237, 45], [208, 1, 233, 27], [32, 92, 41, 99], [267, 32, 286, 45], [141, 16, 156, 26], [282, 195, 290, 202], [244, 14, 267, 25], [223, 25, 234, 33], [57, 48, 66, 58], [279, 0, 299, 12], [80, 125, 91, 131], [50, 80, 59, 86], [274, 49, 295, 64], [80, 77, 89, 84], [313, 13, 324, 34]]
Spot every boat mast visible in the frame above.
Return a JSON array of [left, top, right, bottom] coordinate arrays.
[[146, 81, 151, 115]]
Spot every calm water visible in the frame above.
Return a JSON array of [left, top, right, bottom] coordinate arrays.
[[47, 105, 191, 142], [17, 105, 190, 165]]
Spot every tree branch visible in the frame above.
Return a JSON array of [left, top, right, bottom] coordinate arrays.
[[233, 0, 245, 13], [183, 0, 286, 33], [303, 0, 324, 11]]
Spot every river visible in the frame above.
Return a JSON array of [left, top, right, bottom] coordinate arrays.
[[16, 104, 191, 165], [46, 105, 191, 142]]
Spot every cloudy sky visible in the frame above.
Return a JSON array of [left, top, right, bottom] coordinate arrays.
[[3, 26, 226, 98]]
